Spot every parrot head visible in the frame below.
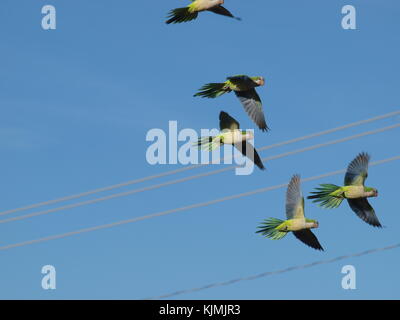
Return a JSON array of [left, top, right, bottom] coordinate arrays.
[[308, 220, 319, 229], [365, 187, 378, 197], [251, 76, 265, 87]]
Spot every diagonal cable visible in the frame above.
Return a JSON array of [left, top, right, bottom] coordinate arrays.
[[0, 155, 398, 251], [0, 110, 398, 217], [0, 123, 398, 224]]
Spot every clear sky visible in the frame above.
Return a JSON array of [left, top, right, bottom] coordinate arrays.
[[0, 0, 399, 299]]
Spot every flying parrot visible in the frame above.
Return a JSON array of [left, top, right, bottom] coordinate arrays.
[[166, 0, 241, 24], [195, 111, 265, 170], [307, 152, 381, 228], [194, 75, 269, 132], [257, 174, 324, 251]]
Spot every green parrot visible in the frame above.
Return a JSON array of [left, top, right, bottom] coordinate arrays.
[[195, 111, 265, 170], [257, 174, 324, 251], [166, 0, 241, 24], [194, 75, 269, 132], [307, 152, 381, 228]]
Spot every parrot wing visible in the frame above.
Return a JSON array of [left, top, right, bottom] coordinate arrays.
[[344, 152, 370, 186], [233, 141, 265, 170], [293, 230, 324, 251], [286, 175, 305, 220], [226, 75, 252, 86], [347, 198, 382, 228], [208, 5, 241, 20], [219, 111, 240, 131], [235, 89, 269, 132]]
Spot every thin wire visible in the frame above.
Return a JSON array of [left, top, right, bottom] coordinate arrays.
[[0, 155, 398, 252], [1, 110, 399, 217], [1, 123, 398, 224], [147, 242, 400, 299]]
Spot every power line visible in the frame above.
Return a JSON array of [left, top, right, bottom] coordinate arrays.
[[0, 155, 398, 252], [1, 110, 399, 217], [257, 110, 400, 152], [1, 123, 398, 224], [147, 242, 400, 299]]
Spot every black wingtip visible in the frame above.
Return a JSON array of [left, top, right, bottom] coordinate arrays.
[[311, 243, 325, 252], [219, 111, 229, 118], [372, 222, 383, 228], [255, 159, 266, 171]]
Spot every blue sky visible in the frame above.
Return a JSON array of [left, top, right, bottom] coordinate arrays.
[[0, 0, 399, 299]]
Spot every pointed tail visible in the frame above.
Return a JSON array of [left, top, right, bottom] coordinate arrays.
[[256, 218, 288, 240], [193, 136, 221, 151], [307, 184, 344, 208], [166, 7, 198, 24], [194, 83, 230, 98]]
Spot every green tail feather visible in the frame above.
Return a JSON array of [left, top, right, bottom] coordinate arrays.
[[193, 136, 221, 151], [307, 184, 344, 208], [194, 83, 229, 98], [256, 218, 288, 240], [166, 7, 198, 24]]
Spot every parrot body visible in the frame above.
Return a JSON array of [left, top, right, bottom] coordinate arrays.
[[193, 0, 224, 12], [219, 129, 253, 145], [195, 75, 269, 131], [195, 111, 265, 170], [195, 75, 264, 98], [274, 218, 318, 232], [196, 129, 253, 151], [166, 0, 240, 24], [308, 153, 381, 227], [257, 175, 324, 251]]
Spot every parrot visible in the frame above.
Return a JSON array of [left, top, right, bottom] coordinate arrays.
[[307, 152, 381, 228], [194, 111, 265, 170], [257, 174, 324, 251], [166, 0, 241, 24], [194, 75, 269, 132]]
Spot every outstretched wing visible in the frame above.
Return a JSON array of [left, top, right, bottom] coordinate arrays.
[[347, 198, 382, 228], [219, 111, 240, 131], [293, 230, 324, 251], [227, 75, 253, 86], [235, 89, 269, 132], [233, 141, 265, 170], [344, 152, 370, 186], [286, 175, 304, 220], [208, 6, 241, 20]]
